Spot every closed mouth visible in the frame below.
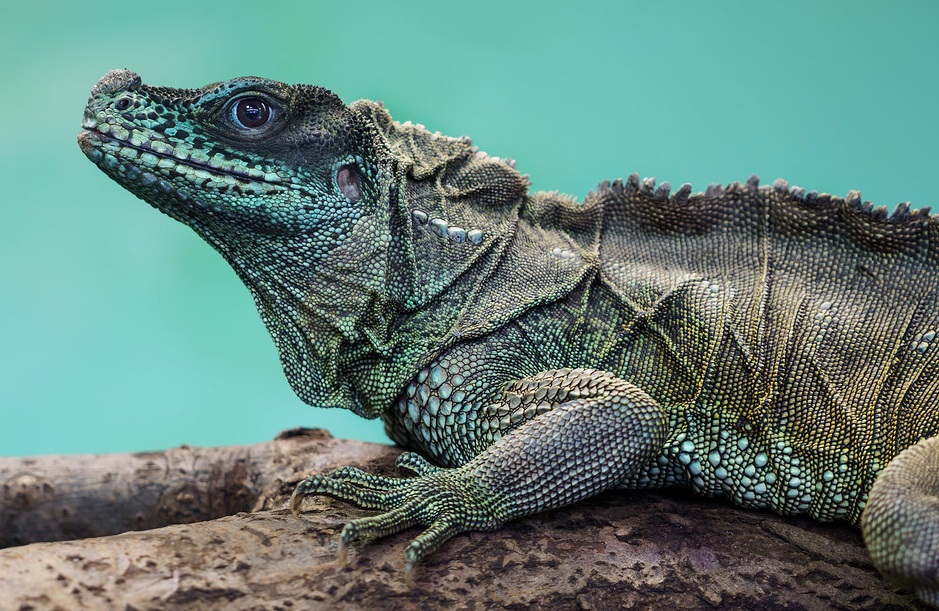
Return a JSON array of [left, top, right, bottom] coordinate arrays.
[[77, 124, 297, 205], [78, 127, 286, 187]]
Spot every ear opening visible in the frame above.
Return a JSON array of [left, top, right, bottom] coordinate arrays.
[[336, 164, 362, 203]]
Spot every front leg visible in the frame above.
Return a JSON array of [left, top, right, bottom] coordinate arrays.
[[291, 368, 668, 572]]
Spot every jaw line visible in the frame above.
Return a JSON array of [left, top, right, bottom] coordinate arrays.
[[79, 127, 288, 187]]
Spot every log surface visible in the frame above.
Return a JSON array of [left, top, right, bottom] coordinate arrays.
[[0, 430, 923, 610]]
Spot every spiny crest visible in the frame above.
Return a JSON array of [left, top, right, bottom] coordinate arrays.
[[588, 173, 935, 252], [361, 103, 524, 188]]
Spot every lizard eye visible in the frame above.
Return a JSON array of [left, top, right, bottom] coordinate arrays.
[[230, 97, 272, 129]]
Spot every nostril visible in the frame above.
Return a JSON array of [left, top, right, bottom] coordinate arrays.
[[115, 97, 132, 111]]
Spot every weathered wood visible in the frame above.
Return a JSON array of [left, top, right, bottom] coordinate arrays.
[[0, 429, 382, 547], [0, 431, 924, 610]]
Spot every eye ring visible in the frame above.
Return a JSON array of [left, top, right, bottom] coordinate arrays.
[[230, 96, 273, 129]]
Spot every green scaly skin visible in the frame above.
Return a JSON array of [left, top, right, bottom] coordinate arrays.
[[79, 70, 939, 603]]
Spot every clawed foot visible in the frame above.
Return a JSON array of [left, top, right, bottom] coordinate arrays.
[[290, 452, 508, 574]]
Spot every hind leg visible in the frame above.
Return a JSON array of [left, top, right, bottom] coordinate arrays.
[[862, 435, 939, 605]]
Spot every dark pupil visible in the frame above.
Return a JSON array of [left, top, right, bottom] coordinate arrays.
[[236, 98, 270, 128]]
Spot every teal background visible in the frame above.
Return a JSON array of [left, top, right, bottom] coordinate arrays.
[[1, 2, 937, 456]]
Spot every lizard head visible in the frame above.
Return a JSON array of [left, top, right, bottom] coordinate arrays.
[[79, 69, 392, 414], [78, 69, 377, 252], [79, 70, 528, 417]]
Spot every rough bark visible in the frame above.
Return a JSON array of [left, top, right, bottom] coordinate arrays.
[[0, 430, 924, 610], [0, 428, 381, 547]]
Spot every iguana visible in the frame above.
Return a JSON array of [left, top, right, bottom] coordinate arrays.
[[78, 69, 939, 605]]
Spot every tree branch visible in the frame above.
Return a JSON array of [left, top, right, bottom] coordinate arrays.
[[0, 430, 923, 610]]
